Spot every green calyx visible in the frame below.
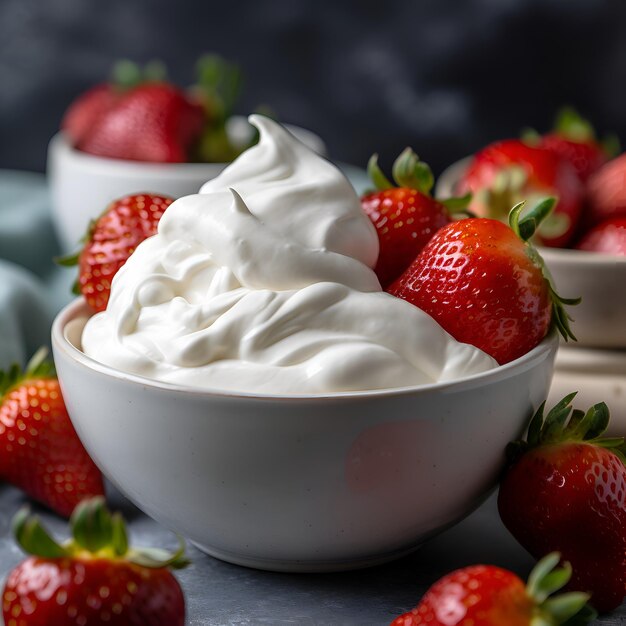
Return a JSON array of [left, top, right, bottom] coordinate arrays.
[[508, 200, 580, 342], [13, 497, 189, 570], [553, 107, 619, 158], [507, 393, 626, 465], [111, 59, 168, 91], [0, 347, 55, 399], [367, 148, 471, 212], [527, 553, 597, 626]]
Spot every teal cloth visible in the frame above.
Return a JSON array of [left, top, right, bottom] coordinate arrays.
[[0, 165, 369, 371], [0, 171, 74, 368]]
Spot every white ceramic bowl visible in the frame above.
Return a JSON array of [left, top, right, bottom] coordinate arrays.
[[47, 118, 326, 251], [436, 158, 626, 349], [51, 298, 557, 573]]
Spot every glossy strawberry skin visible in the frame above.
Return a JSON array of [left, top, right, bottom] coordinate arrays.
[[586, 154, 626, 226], [459, 139, 583, 248], [2, 556, 185, 626], [361, 188, 450, 288], [0, 378, 104, 517], [78, 193, 173, 312], [389, 218, 551, 364], [62, 84, 119, 146], [576, 217, 626, 256], [540, 133, 607, 182], [390, 565, 533, 626], [498, 443, 626, 612], [78, 83, 206, 163]]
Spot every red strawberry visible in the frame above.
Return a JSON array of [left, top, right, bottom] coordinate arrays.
[[361, 149, 470, 288], [58, 193, 174, 312], [537, 107, 614, 182], [498, 394, 626, 612], [78, 82, 206, 162], [2, 497, 187, 626], [0, 350, 104, 517], [61, 84, 119, 146], [389, 200, 578, 364], [458, 139, 583, 247], [576, 216, 626, 256], [390, 553, 595, 626], [586, 153, 626, 226]]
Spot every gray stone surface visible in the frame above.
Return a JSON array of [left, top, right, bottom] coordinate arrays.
[[0, 486, 623, 625]]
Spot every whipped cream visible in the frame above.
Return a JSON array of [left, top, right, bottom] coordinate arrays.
[[81, 115, 497, 394]]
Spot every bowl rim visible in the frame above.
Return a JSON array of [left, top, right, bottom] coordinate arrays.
[[49, 117, 327, 176], [437, 156, 626, 265], [51, 297, 558, 402]]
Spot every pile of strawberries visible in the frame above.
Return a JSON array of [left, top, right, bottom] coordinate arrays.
[[456, 107, 626, 255], [62, 55, 243, 164]]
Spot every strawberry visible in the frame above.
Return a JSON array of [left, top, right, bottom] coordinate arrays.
[[389, 199, 578, 364], [586, 153, 626, 226], [390, 553, 596, 626], [58, 193, 174, 312], [361, 149, 471, 288], [78, 82, 206, 162], [498, 394, 626, 612], [2, 497, 187, 626], [457, 139, 583, 247], [576, 216, 626, 256], [535, 107, 615, 183], [0, 349, 104, 517], [61, 84, 119, 146]]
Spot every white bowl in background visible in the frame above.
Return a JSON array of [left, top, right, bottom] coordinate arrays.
[[52, 298, 557, 573], [47, 118, 327, 251], [436, 157, 626, 349]]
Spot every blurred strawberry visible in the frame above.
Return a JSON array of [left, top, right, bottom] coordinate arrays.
[[575, 216, 626, 256], [536, 107, 616, 182], [58, 193, 174, 312], [0, 349, 104, 517], [79, 82, 206, 162], [586, 153, 626, 226], [458, 139, 583, 247], [390, 553, 596, 626], [361, 149, 470, 288], [62, 84, 119, 146]]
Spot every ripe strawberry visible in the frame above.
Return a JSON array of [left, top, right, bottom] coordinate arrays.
[[389, 199, 578, 364], [498, 394, 626, 612], [2, 497, 187, 626], [58, 193, 174, 312], [586, 153, 626, 226], [361, 149, 470, 288], [390, 552, 596, 626], [458, 139, 583, 247], [0, 349, 104, 517], [61, 84, 119, 146], [78, 82, 206, 162], [576, 216, 626, 256], [536, 107, 614, 182]]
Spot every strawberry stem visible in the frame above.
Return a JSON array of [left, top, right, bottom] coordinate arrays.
[[526, 553, 596, 625], [11, 497, 190, 570], [510, 394, 625, 465], [367, 154, 393, 191], [508, 200, 580, 342], [391, 148, 434, 194], [0, 348, 56, 399]]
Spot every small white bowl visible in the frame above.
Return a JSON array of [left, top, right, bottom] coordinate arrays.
[[51, 298, 557, 573], [437, 158, 626, 349], [47, 118, 326, 251]]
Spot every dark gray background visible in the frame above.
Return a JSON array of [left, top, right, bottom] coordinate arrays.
[[1, 0, 625, 175]]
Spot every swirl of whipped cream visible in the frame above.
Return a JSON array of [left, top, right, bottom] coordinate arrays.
[[81, 115, 496, 394]]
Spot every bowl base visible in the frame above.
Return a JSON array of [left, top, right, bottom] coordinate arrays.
[[190, 540, 426, 574]]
